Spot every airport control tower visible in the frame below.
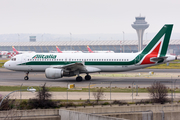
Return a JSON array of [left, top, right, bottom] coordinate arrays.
[[131, 16, 149, 51]]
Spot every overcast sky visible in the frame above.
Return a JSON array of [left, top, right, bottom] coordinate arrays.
[[0, 0, 180, 34]]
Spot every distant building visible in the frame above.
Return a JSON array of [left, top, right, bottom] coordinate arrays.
[[132, 16, 149, 51], [0, 40, 179, 55], [29, 36, 36, 42]]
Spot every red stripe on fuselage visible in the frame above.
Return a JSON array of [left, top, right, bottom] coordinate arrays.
[[141, 42, 161, 65]]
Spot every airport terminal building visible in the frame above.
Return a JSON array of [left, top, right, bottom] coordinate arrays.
[[0, 39, 180, 55]]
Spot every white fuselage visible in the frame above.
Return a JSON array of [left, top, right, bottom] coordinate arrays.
[[93, 51, 114, 53], [4, 53, 176, 73]]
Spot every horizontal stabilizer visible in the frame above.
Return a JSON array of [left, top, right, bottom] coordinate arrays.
[[150, 57, 167, 62]]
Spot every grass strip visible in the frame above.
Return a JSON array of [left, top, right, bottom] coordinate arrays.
[[0, 60, 8, 67], [0, 86, 179, 93], [146, 63, 180, 69]]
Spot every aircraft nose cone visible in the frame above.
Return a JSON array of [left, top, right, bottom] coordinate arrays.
[[4, 62, 9, 69]]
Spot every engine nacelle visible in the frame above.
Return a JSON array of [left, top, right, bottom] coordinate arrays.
[[45, 68, 63, 79]]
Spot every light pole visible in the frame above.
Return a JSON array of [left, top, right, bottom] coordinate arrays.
[[174, 79, 177, 98], [42, 34, 44, 42], [110, 82, 112, 102], [70, 33, 72, 50], [132, 81, 135, 103], [18, 34, 20, 51], [89, 82, 91, 101], [0, 87, 36, 107], [122, 31, 124, 53], [146, 32, 148, 40], [67, 82, 69, 103]]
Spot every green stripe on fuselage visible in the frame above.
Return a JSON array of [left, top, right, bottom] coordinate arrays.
[[18, 60, 138, 66]]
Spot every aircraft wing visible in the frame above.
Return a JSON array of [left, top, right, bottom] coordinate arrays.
[[52, 62, 101, 73]]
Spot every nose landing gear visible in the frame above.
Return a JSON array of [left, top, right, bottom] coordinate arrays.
[[24, 72, 29, 80]]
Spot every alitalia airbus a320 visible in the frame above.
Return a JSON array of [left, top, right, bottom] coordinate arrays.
[[4, 24, 176, 82]]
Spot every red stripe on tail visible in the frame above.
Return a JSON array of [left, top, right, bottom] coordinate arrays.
[[141, 42, 161, 65]]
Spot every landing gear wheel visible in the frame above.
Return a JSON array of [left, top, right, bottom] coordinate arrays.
[[85, 75, 91, 80], [24, 76, 29, 80], [76, 76, 83, 82], [24, 72, 29, 80]]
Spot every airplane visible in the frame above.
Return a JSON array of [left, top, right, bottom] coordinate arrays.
[[4, 24, 176, 82], [56, 46, 82, 53], [12, 46, 35, 54], [87, 46, 114, 53], [0, 51, 16, 58], [0, 51, 10, 56]]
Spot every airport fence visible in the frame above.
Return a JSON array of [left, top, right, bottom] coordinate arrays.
[[64, 79, 180, 104]]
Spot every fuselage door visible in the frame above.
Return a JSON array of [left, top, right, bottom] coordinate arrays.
[[21, 55, 27, 65]]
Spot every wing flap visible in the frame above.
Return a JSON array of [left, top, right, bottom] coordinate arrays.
[[52, 62, 101, 73]]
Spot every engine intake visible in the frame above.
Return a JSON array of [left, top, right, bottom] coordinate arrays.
[[45, 68, 63, 79]]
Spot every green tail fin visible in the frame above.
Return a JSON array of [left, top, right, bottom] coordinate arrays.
[[141, 24, 173, 56]]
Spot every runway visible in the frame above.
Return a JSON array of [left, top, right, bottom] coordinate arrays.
[[0, 68, 180, 88]]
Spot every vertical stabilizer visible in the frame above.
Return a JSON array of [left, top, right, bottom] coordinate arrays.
[[87, 46, 94, 53], [12, 46, 19, 54], [56, 46, 63, 53]]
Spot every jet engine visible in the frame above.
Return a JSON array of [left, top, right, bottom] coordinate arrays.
[[45, 68, 63, 79]]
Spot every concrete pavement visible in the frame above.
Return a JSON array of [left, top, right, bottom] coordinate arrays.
[[0, 91, 180, 101]]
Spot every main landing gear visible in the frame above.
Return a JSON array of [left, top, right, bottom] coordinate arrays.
[[85, 74, 91, 81], [24, 72, 29, 80], [75, 74, 91, 82], [76, 76, 83, 82]]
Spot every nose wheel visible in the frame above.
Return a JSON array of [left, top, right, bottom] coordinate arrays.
[[24, 76, 29, 80], [24, 72, 29, 80]]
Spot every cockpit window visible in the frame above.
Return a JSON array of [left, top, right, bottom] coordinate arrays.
[[11, 58, 16, 61]]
